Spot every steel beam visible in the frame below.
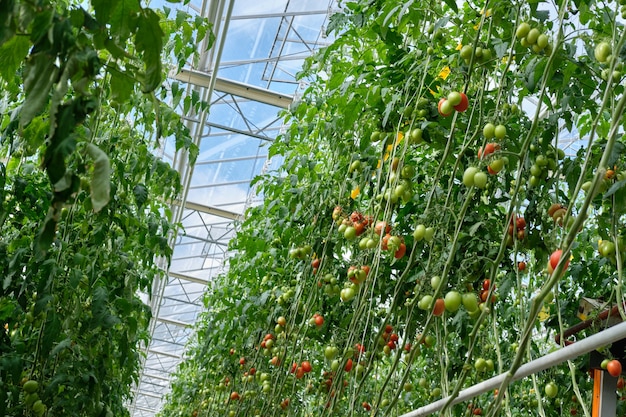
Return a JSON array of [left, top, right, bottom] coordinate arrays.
[[172, 69, 293, 108]]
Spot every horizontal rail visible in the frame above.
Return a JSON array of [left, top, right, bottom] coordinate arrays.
[[401, 320, 626, 417]]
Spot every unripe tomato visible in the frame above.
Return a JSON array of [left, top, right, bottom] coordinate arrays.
[[516, 22, 531, 39], [545, 382, 558, 398]]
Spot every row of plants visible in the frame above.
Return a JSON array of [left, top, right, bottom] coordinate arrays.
[[160, 0, 626, 416], [0, 1, 211, 416]]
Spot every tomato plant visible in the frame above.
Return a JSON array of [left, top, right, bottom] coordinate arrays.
[[158, 1, 626, 417]]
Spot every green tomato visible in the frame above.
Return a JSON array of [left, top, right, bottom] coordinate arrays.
[[599, 240, 616, 257], [516, 22, 531, 39], [413, 224, 426, 241], [430, 275, 441, 290], [473, 172, 488, 189], [544, 382, 558, 398], [526, 28, 540, 45], [475, 358, 487, 372], [462, 293, 479, 312], [494, 124, 506, 140], [535, 154, 548, 167], [489, 158, 505, 173], [419, 295, 434, 310], [344, 226, 357, 240], [460, 45, 473, 60], [463, 167, 479, 187], [483, 123, 496, 139], [537, 34, 549, 49], [601, 358, 611, 369], [424, 227, 435, 242], [23, 380, 39, 394], [444, 291, 462, 312], [410, 128, 423, 144], [447, 91, 462, 106], [595, 41, 612, 63]]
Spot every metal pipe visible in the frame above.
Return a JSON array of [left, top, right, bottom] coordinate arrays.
[[400, 320, 626, 417]]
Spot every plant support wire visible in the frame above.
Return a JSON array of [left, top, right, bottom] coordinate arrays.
[[400, 320, 626, 417]]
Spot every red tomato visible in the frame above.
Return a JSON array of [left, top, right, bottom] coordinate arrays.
[[345, 358, 353, 372], [454, 92, 469, 112], [239, 357, 246, 365], [362, 402, 371, 411], [387, 340, 396, 350], [390, 333, 399, 342], [482, 279, 491, 291], [354, 221, 366, 236], [384, 324, 393, 333], [311, 258, 321, 269], [618, 377, 625, 389], [230, 392, 240, 401], [549, 249, 570, 271], [518, 261, 526, 271], [608, 360, 622, 377], [314, 315, 324, 326], [394, 243, 407, 259], [516, 217, 527, 230], [433, 298, 445, 316]]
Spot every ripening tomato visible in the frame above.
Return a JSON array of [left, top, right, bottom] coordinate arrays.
[[433, 298, 445, 316], [375, 221, 392, 236], [438, 98, 454, 117], [311, 258, 320, 269], [454, 93, 469, 112], [394, 243, 407, 259]]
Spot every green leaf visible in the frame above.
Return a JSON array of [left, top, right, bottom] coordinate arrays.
[[20, 52, 58, 127], [135, 9, 164, 92], [442, 0, 458, 13], [20, 115, 48, 156], [133, 184, 148, 209], [108, 67, 134, 104], [51, 338, 73, 357], [85, 143, 111, 213], [0, 34, 29, 81], [603, 179, 626, 198], [92, 0, 120, 24]]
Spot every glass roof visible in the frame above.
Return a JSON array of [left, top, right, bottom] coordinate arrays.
[[128, 1, 337, 415]]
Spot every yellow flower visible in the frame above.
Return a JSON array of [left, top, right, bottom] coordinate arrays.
[[350, 186, 360, 199], [438, 66, 451, 80], [456, 43, 463, 51]]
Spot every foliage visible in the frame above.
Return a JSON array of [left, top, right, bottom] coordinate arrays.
[[0, 1, 211, 416], [171, 0, 626, 417]]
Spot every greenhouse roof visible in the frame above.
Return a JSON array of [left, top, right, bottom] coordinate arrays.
[[128, 1, 337, 415]]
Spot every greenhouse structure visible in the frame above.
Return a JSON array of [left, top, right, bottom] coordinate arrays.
[[2, 1, 626, 417]]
